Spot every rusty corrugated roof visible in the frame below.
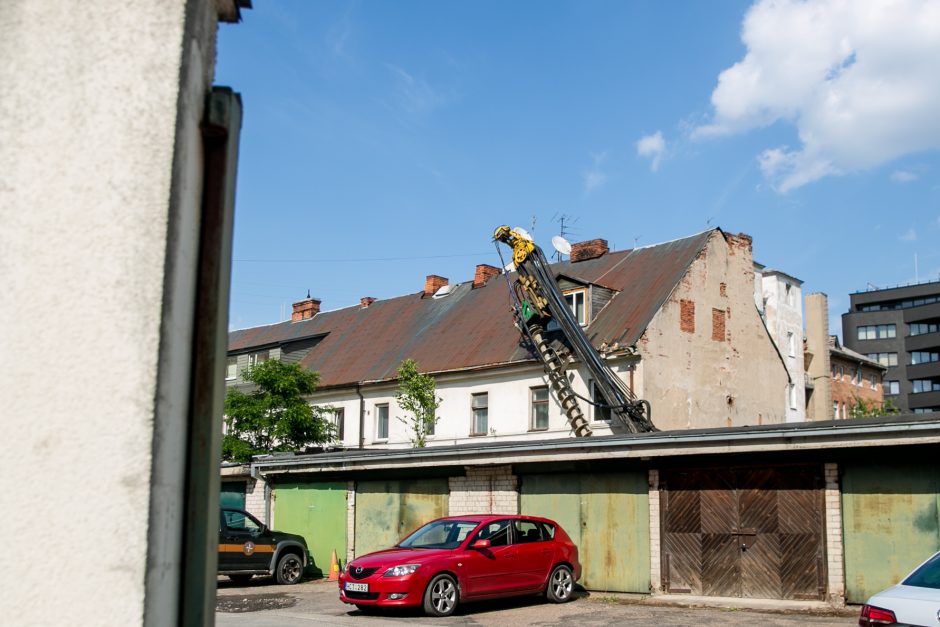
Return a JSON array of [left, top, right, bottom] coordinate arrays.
[[228, 229, 716, 388]]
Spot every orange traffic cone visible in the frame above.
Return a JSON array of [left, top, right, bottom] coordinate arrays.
[[328, 549, 340, 581]]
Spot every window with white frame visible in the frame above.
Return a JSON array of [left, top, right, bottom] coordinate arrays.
[[225, 356, 237, 380], [530, 386, 549, 431], [247, 350, 269, 368], [833, 401, 839, 419], [563, 289, 587, 325], [591, 381, 611, 422], [375, 403, 389, 440], [471, 393, 488, 435], [333, 407, 345, 441], [870, 374, 878, 390]]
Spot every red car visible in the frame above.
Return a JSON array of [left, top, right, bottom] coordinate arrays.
[[338, 514, 581, 617]]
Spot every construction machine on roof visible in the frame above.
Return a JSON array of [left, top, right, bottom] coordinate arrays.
[[493, 225, 656, 437]]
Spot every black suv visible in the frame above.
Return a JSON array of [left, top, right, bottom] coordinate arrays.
[[219, 508, 309, 585]]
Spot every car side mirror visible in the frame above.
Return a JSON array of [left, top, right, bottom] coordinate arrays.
[[471, 539, 491, 549]]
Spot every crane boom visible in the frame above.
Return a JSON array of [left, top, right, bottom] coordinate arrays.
[[494, 226, 656, 436]]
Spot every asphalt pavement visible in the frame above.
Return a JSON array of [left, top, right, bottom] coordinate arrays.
[[216, 577, 860, 626]]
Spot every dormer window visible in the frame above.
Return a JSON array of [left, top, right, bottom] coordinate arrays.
[[247, 350, 269, 368], [564, 289, 587, 325]]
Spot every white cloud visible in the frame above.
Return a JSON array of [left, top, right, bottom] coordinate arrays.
[[694, 0, 940, 192], [900, 228, 918, 241], [636, 131, 666, 172], [891, 170, 918, 183], [583, 152, 608, 193]]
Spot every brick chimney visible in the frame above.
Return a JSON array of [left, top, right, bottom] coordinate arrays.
[[473, 264, 501, 288], [291, 295, 320, 321], [570, 239, 609, 262], [424, 275, 448, 297], [360, 296, 376, 309]]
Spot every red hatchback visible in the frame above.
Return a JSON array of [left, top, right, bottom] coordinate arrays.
[[338, 514, 581, 617]]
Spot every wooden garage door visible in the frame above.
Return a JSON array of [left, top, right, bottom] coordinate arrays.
[[661, 466, 825, 600]]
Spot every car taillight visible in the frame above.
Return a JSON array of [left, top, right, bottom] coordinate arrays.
[[859, 604, 897, 626]]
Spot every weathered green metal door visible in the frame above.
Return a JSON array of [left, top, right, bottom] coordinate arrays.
[[274, 481, 347, 577], [220, 481, 246, 510], [520, 472, 649, 592], [842, 462, 940, 603], [355, 478, 449, 557]]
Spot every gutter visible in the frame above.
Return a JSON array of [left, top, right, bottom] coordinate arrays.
[[249, 415, 940, 474]]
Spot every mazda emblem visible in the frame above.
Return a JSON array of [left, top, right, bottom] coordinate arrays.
[[354, 567, 363, 575]]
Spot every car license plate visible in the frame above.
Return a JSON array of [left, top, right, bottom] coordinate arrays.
[[345, 582, 368, 592]]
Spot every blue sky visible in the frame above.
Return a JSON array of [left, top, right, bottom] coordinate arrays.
[[217, 0, 940, 336]]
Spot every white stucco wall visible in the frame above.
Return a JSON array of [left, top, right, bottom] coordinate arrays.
[[0, 2, 220, 624], [761, 271, 807, 422], [309, 360, 638, 449]]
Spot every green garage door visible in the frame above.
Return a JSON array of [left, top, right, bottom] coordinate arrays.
[[842, 463, 940, 603], [355, 478, 449, 557], [521, 472, 649, 593], [274, 481, 348, 577]]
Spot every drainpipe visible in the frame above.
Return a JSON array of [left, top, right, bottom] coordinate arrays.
[[357, 383, 365, 449], [249, 462, 272, 526]]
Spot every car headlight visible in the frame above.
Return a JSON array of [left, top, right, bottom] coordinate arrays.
[[383, 564, 420, 577]]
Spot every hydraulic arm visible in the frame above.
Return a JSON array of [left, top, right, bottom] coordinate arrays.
[[494, 226, 655, 436]]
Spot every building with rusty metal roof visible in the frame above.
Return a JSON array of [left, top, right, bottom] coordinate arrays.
[[227, 227, 791, 448]]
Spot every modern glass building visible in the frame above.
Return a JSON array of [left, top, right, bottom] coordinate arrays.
[[842, 280, 940, 414]]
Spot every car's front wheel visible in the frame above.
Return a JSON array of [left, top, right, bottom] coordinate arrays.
[[545, 564, 574, 603], [423, 573, 459, 617], [275, 552, 303, 585]]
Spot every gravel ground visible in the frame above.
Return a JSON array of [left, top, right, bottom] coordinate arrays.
[[216, 577, 860, 627]]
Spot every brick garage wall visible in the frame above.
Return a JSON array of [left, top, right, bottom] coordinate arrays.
[[245, 477, 267, 523], [648, 469, 662, 594], [448, 465, 519, 515], [824, 463, 845, 606]]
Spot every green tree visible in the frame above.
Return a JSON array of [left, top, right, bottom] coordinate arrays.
[[222, 360, 334, 462], [394, 359, 441, 448], [848, 394, 901, 419]]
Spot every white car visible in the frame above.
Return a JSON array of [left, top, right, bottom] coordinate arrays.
[[859, 551, 940, 626]]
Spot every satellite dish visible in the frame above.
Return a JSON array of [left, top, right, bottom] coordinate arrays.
[[552, 235, 572, 256], [512, 227, 532, 241]]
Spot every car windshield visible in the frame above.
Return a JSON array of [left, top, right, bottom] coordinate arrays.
[[903, 552, 940, 590], [398, 520, 479, 550]]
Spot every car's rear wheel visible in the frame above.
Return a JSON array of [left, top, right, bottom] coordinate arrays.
[[545, 564, 574, 603], [423, 573, 458, 617], [275, 552, 303, 585], [227, 574, 253, 585]]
